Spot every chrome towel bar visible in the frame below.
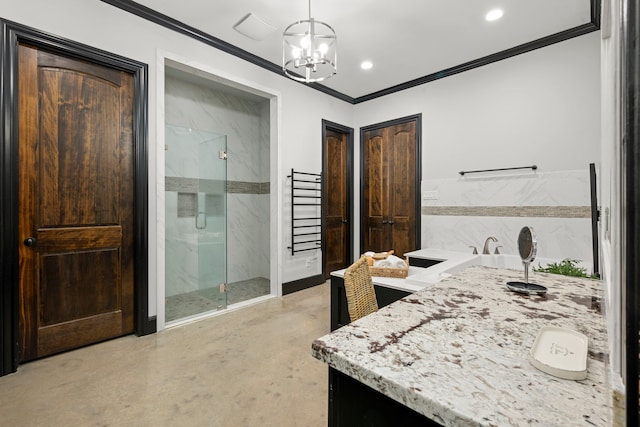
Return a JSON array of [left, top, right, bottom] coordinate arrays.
[[459, 165, 537, 176]]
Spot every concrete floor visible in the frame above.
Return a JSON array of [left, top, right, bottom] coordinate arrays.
[[0, 282, 330, 426]]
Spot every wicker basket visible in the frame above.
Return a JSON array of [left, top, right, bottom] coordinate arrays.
[[368, 257, 409, 278]]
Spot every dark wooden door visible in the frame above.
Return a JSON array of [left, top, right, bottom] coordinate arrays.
[[362, 118, 419, 257], [17, 43, 135, 361], [324, 126, 351, 278]]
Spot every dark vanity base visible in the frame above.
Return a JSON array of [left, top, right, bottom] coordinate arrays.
[[328, 367, 442, 426], [328, 275, 438, 425], [330, 276, 411, 331]]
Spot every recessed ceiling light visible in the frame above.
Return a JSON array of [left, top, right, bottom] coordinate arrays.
[[485, 9, 504, 21], [361, 61, 373, 70]]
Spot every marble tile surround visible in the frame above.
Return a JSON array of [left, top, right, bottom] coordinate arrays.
[[167, 177, 269, 220], [423, 169, 591, 207], [423, 205, 590, 218], [165, 191, 199, 297], [227, 180, 270, 194], [177, 192, 196, 217], [164, 75, 270, 301], [165, 76, 270, 183], [421, 170, 596, 271]]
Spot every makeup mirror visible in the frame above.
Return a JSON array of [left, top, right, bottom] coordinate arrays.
[[518, 226, 537, 263], [507, 226, 547, 294]]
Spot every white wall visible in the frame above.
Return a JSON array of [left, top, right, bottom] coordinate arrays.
[[354, 32, 601, 265], [1, 0, 354, 318], [599, 0, 623, 386], [355, 32, 601, 178]]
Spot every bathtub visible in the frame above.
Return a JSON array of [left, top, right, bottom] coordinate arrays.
[[403, 248, 593, 288]]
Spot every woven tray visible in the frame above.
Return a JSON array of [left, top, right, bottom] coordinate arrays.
[[368, 258, 409, 278]]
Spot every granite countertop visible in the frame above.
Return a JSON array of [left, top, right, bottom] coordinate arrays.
[[313, 265, 610, 426]]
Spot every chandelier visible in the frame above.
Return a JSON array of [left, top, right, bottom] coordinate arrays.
[[282, 0, 337, 83]]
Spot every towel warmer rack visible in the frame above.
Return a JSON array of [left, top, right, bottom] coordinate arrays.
[[287, 169, 322, 255]]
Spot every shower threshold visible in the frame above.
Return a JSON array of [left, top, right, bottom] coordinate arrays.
[[165, 277, 271, 324]]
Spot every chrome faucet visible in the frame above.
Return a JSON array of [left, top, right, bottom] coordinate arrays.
[[482, 236, 498, 254]]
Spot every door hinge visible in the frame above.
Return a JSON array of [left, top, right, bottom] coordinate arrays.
[[219, 151, 227, 160]]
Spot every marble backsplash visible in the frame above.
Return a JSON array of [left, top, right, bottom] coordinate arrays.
[[421, 169, 596, 272]]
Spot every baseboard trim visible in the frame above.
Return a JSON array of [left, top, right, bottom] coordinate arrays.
[[282, 274, 325, 295], [137, 316, 156, 336]]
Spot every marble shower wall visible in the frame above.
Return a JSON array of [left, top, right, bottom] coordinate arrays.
[[421, 169, 595, 272], [165, 74, 270, 290]]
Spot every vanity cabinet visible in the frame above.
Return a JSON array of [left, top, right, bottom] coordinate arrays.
[[328, 367, 441, 426], [330, 276, 411, 331], [329, 275, 430, 425]]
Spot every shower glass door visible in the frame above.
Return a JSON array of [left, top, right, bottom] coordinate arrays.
[[165, 125, 227, 323], [196, 131, 228, 311]]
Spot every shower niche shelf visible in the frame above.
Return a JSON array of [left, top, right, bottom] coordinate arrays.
[[288, 169, 322, 255]]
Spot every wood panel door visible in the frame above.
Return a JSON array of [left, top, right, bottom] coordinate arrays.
[[17, 43, 135, 361], [323, 123, 352, 278], [362, 117, 420, 257]]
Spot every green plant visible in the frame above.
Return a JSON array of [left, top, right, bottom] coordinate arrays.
[[533, 258, 598, 279]]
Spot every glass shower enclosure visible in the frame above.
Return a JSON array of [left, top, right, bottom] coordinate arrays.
[[165, 125, 227, 323]]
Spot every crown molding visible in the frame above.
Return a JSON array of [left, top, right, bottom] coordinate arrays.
[[101, 0, 601, 104]]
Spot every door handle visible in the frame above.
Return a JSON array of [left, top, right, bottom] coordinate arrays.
[[342, 219, 348, 224], [195, 212, 207, 230], [23, 237, 36, 247], [388, 220, 394, 225], [382, 220, 388, 224]]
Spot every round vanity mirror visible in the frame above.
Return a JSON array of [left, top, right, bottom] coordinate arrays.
[[518, 226, 537, 262], [507, 226, 547, 295]]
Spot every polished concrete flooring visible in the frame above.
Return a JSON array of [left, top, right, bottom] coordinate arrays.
[[0, 282, 330, 426]]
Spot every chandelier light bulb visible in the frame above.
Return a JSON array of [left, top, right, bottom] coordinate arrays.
[[300, 35, 310, 49]]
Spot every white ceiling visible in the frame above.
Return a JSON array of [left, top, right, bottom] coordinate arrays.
[[135, 0, 593, 99]]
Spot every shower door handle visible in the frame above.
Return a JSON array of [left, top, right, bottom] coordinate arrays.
[[196, 212, 207, 230]]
